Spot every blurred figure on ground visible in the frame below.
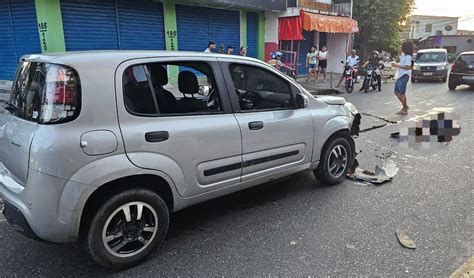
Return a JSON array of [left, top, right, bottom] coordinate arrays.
[[306, 46, 319, 82], [318, 46, 329, 82]]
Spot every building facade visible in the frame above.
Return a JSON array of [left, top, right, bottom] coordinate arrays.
[[407, 15, 459, 40], [0, 0, 287, 80], [275, 0, 357, 75], [425, 35, 474, 55]]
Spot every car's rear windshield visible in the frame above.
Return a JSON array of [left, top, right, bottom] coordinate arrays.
[[459, 54, 474, 64], [416, 52, 447, 63], [9, 61, 81, 124]]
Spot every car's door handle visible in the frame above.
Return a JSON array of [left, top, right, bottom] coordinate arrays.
[[248, 121, 264, 130], [145, 131, 169, 142]]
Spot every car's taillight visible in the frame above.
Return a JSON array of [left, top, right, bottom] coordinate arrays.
[[39, 64, 81, 124]]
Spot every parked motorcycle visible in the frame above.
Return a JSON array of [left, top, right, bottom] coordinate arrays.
[[362, 61, 384, 93], [341, 61, 359, 94]]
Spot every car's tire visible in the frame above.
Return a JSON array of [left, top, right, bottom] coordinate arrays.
[[448, 80, 457, 90], [87, 188, 169, 269], [411, 77, 416, 83], [314, 134, 355, 186]]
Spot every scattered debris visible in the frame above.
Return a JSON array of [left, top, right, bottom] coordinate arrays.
[[360, 112, 399, 124], [347, 160, 399, 184], [390, 132, 400, 138], [396, 228, 416, 249], [376, 151, 396, 160], [345, 244, 356, 249], [359, 123, 388, 133], [449, 256, 474, 278]]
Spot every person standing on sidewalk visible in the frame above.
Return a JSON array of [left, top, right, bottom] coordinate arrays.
[[239, 46, 247, 56], [204, 41, 216, 53], [306, 46, 319, 82], [392, 41, 414, 115], [318, 46, 329, 82]]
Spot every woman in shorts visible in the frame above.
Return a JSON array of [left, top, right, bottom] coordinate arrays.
[[318, 46, 328, 82], [392, 41, 414, 115], [306, 46, 319, 82]]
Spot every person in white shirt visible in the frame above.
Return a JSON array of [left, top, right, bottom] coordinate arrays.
[[204, 41, 216, 53], [392, 41, 414, 115], [337, 49, 359, 87], [318, 46, 329, 82]]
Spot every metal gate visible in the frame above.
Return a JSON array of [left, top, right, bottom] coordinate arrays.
[[176, 4, 240, 53]]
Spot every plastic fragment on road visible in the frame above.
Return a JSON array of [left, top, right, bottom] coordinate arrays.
[[396, 228, 416, 249], [347, 160, 399, 184], [450, 256, 474, 278]]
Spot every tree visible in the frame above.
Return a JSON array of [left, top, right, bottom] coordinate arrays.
[[352, 0, 415, 58]]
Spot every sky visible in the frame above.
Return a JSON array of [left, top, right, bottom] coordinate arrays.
[[412, 0, 474, 30]]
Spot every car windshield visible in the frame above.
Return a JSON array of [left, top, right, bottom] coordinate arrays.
[[416, 52, 447, 63], [460, 54, 474, 64]]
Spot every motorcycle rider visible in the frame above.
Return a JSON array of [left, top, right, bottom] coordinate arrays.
[[336, 49, 359, 87], [359, 50, 383, 91], [268, 51, 293, 72]]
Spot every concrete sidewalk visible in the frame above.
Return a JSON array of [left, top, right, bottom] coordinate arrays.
[[296, 72, 344, 95]]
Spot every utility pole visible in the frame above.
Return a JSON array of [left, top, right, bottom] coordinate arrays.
[[350, 0, 353, 18]]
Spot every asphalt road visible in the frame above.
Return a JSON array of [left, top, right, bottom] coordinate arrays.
[[0, 81, 473, 276]]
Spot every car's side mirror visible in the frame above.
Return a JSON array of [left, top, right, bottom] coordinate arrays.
[[198, 85, 210, 96], [296, 93, 309, 109]]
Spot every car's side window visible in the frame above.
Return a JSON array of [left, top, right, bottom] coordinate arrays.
[[123, 62, 222, 116], [229, 63, 293, 111]]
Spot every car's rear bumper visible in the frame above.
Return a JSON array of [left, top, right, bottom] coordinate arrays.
[[2, 198, 39, 240], [412, 70, 447, 79], [0, 163, 84, 243], [449, 72, 474, 85]]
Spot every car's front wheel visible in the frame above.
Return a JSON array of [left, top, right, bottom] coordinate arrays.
[[87, 189, 169, 269], [314, 134, 354, 185]]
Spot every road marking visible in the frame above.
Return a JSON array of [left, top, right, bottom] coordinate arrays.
[[450, 257, 474, 278]]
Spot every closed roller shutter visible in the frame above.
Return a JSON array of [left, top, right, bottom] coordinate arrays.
[[0, 0, 40, 80], [117, 0, 165, 50], [298, 30, 315, 75], [176, 4, 239, 53], [176, 5, 210, 52], [209, 9, 240, 52], [61, 0, 119, 51], [246, 12, 258, 58]]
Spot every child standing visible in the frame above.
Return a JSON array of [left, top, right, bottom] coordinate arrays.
[[306, 46, 319, 82], [392, 41, 414, 115]]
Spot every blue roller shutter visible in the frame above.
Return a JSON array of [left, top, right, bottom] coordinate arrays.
[[117, 0, 165, 50], [176, 5, 211, 52], [176, 4, 239, 54], [0, 1, 18, 80], [209, 9, 240, 52], [298, 30, 315, 75], [0, 0, 40, 80], [61, 0, 119, 51], [246, 12, 258, 58]]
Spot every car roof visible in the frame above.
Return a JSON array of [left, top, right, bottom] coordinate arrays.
[[20, 50, 264, 65], [417, 48, 447, 53], [460, 51, 474, 55]]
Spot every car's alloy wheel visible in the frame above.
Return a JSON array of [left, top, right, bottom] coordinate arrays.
[[102, 202, 158, 258], [87, 189, 169, 269], [314, 134, 354, 185], [326, 144, 348, 179]]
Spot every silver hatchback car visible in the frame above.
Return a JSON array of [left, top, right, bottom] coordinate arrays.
[[0, 51, 360, 269]]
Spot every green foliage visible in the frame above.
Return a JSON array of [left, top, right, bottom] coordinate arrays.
[[353, 0, 415, 58]]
